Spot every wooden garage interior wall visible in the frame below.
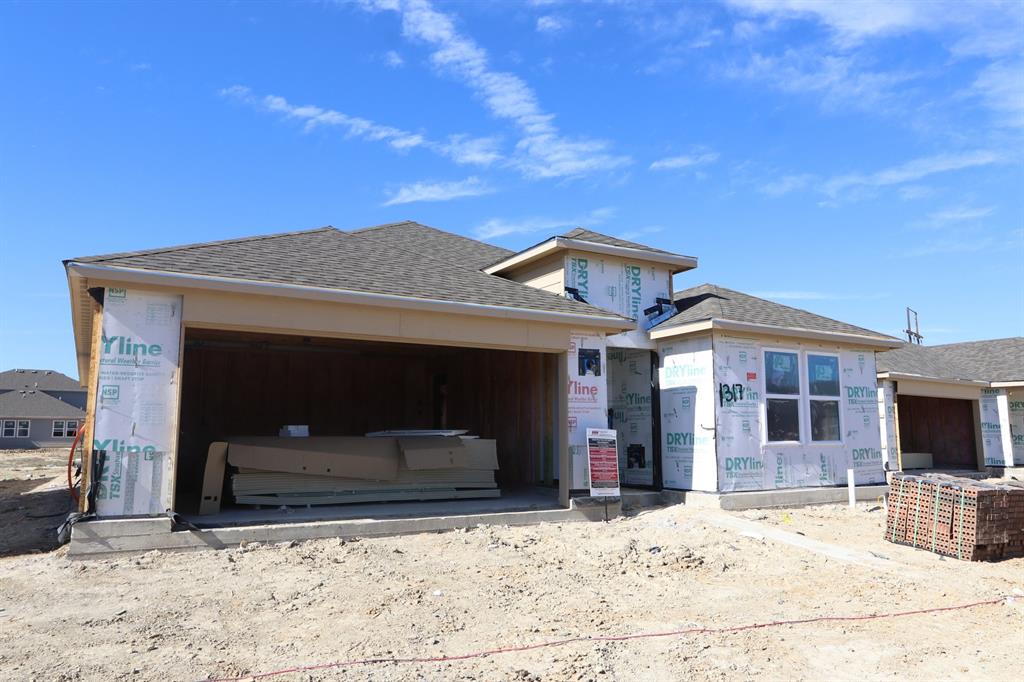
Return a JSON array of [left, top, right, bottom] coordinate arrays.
[[176, 329, 557, 511], [896, 394, 979, 469]]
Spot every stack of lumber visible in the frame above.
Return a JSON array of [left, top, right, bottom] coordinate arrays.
[[225, 434, 500, 506], [885, 473, 1024, 561]]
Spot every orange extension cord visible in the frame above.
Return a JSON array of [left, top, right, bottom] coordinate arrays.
[[207, 595, 1008, 681]]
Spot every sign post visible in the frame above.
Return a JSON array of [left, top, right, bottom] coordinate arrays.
[[586, 427, 621, 521]]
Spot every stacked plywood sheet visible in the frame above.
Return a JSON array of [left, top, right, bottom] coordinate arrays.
[[225, 435, 500, 506], [886, 473, 1024, 561]]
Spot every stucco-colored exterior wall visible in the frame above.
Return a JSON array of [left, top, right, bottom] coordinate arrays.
[[503, 253, 566, 295], [0, 417, 81, 449]]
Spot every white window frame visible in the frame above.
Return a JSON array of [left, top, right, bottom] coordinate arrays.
[[65, 420, 78, 438], [16, 420, 29, 438], [763, 347, 803, 445], [806, 352, 843, 443], [1, 420, 15, 438], [52, 420, 67, 438]]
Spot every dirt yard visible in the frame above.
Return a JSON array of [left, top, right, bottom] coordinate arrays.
[[1, 450, 1021, 681]]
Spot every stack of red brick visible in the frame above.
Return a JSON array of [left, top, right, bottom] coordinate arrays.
[[886, 473, 1024, 561]]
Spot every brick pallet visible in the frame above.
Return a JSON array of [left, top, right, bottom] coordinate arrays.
[[886, 473, 1024, 561]]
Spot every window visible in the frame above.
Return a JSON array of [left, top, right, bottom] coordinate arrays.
[[1, 420, 14, 438], [52, 420, 79, 438], [16, 421, 29, 438], [765, 351, 801, 442], [808, 354, 841, 441]]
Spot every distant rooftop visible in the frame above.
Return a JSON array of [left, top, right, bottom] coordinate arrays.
[[877, 337, 1024, 384], [0, 369, 82, 392], [0, 389, 86, 419]]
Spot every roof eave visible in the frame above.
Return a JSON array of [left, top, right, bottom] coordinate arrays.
[[651, 318, 903, 348], [484, 237, 698, 276], [877, 371, 992, 387], [66, 262, 635, 332]]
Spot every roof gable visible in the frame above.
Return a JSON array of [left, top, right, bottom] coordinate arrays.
[[67, 225, 628, 322], [560, 228, 680, 258], [654, 284, 897, 343]]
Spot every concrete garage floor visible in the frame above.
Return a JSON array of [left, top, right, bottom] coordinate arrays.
[[183, 488, 564, 528]]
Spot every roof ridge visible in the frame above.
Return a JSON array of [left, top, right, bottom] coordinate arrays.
[[930, 336, 1024, 349], [347, 220, 420, 234], [710, 283, 884, 335], [67, 226, 340, 264]]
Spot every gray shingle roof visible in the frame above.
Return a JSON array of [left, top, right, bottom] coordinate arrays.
[[0, 369, 82, 391], [69, 225, 627, 321], [0, 390, 86, 419], [351, 221, 513, 271], [654, 284, 897, 342], [560, 228, 681, 257], [877, 337, 1024, 383]]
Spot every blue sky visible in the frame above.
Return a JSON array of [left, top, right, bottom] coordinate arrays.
[[1, 0, 1022, 379]]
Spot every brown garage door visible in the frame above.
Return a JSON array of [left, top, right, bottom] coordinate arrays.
[[897, 395, 978, 469]]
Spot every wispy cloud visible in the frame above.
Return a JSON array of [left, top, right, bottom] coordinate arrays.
[[649, 150, 719, 171], [358, 0, 629, 179], [821, 150, 1003, 199], [382, 50, 405, 68], [221, 84, 502, 166], [474, 207, 615, 240], [753, 290, 887, 301], [129, 62, 152, 72], [383, 177, 493, 206], [969, 59, 1024, 129], [903, 235, 995, 257], [758, 173, 814, 196], [536, 15, 568, 35], [913, 204, 995, 229]]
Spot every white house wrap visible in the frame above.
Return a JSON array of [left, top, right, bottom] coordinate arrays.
[[92, 287, 182, 516]]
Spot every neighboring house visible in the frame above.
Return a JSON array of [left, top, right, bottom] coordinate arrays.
[[0, 369, 87, 449], [0, 389, 85, 449], [876, 338, 1024, 472], [61, 222, 901, 518]]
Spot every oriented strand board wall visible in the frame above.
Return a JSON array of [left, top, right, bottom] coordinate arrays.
[[177, 332, 554, 508]]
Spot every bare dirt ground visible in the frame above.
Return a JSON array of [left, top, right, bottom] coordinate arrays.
[[1, 450, 1021, 682]]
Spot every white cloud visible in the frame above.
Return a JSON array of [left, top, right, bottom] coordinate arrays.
[[129, 62, 152, 72], [821, 150, 1003, 199], [970, 59, 1024, 129], [221, 84, 503, 165], [722, 48, 918, 112], [916, 205, 995, 228], [441, 134, 502, 166], [383, 50, 405, 67], [649, 150, 719, 171], [383, 177, 493, 206], [758, 173, 814, 196], [360, 0, 629, 178], [474, 207, 615, 240], [536, 15, 568, 34]]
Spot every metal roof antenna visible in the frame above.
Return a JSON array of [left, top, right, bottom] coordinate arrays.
[[904, 307, 924, 345]]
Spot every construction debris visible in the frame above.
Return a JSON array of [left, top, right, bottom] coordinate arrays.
[[885, 473, 1024, 561]]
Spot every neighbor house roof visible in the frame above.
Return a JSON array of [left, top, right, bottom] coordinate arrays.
[[650, 284, 901, 347], [0, 369, 82, 392], [483, 227, 698, 275], [66, 224, 630, 324], [0, 390, 86, 420], [351, 221, 514, 271], [877, 337, 1024, 385]]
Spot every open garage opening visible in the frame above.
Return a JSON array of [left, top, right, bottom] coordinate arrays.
[[174, 328, 563, 520]]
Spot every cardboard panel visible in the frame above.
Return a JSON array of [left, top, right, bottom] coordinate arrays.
[[198, 442, 227, 515], [399, 436, 467, 470], [461, 439, 500, 470], [227, 436, 400, 480]]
